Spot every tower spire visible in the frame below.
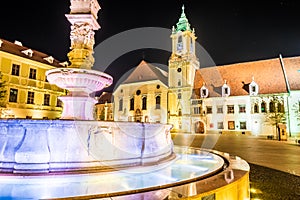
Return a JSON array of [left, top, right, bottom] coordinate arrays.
[[176, 4, 191, 32]]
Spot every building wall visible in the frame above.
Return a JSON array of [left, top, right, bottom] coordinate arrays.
[[113, 81, 168, 123], [0, 51, 65, 119]]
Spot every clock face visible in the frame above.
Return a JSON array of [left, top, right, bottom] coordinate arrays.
[[177, 41, 183, 51]]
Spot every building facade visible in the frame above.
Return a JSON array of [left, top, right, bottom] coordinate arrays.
[[111, 6, 300, 138], [0, 38, 65, 119]]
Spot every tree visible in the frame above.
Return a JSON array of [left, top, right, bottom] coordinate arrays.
[[264, 96, 287, 140], [0, 72, 6, 107]]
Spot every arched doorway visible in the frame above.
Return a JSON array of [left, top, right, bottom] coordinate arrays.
[[135, 109, 142, 122], [195, 121, 205, 134]]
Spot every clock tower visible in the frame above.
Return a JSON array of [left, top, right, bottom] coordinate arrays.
[[168, 5, 200, 133]]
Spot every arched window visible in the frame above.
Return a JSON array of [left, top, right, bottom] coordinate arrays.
[[130, 97, 134, 111], [156, 96, 161, 109], [278, 102, 284, 113], [269, 101, 275, 113], [119, 98, 123, 111], [142, 96, 147, 110], [254, 104, 259, 113], [261, 102, 266, 113]]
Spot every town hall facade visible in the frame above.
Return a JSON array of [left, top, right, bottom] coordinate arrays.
[[112, 6, 300, 138]]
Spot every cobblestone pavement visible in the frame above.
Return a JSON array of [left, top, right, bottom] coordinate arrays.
[[171, 133, 300, 200]]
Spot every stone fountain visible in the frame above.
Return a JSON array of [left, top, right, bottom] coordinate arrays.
[[0, 1, 250, 199]]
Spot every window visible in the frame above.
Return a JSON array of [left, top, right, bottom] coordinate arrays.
[[228, 121, 235, 130], [222, 81, 230, 97], [193, 107, 200, 114], [118, 98, 123, 111], [239, 105, 246, 113], [130, 97, 134, 111], [29, 68, 37, 79], [217, 106, 223, 114], [11, 64, 20, 76], [240, 121, 247, 130], [278, 102, 284, 113], [44, 94, 50, 106], [56, 99, 62, 107], [254, 104, 259, 113], [142, 96, 147, 110], [178, 93, 181, 99], [217, 122, 224, 129], [27, 91, 34, 104], [155, 96, 161, 109], [178, 108, 182, 116], [261, 102, 266, 113], [269, 101, 275, 113], [200, 85, 209, 98], [227, 105, 234, 114], [206, 106, 212, 114], [178, 79, 181, 86], [9, 88, 18, 102]]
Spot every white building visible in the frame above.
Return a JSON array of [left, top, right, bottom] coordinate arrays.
[[112, 6, 300, 138]]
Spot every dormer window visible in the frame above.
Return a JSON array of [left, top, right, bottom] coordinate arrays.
[[21, 49, 33, 57], [14, 41, 23, 46], [43, 56, 54, 64], [249, 76, 259, 96], [200, 83, 209, 98], [59, 61, 69, 67], [222, 80, 230, 97]]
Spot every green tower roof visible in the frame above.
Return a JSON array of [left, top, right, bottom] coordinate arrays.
[[176, 5, 191, 32]]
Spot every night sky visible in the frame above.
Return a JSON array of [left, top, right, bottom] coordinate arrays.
[[1, 0, 300, 92]]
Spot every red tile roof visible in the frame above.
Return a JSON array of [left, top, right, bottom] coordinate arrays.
[[0, 38, 63, 68], [194, 56, 300, 97]]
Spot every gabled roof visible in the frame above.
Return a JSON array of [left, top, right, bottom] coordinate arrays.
[[96, 92, 112, 104], [122, 60, 168, 86], [193, 56, 300, 98], [0, 38, 63, 68]]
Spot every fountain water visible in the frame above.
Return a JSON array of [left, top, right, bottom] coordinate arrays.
[[0, 0, 250, 199]]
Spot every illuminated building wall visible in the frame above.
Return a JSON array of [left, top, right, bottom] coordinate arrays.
[[95, 92, 113, 121], [113, 60, 168, 123], [0, 38, 65, 119]]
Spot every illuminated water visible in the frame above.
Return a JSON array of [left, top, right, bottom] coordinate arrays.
[[0, 146, 225, 199]]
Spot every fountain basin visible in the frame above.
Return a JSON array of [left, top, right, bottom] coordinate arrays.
[[0, 120, 174, 173], [45, 68, 113, 94]]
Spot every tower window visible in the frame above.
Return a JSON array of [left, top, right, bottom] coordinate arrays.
[[9, 88, 18, 103], [27, 91, 34, 104]]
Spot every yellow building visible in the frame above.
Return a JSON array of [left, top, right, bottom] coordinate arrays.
[[113, 60, 168, 123], [0, 38, 66, 119], [95, 92, 113, 121]]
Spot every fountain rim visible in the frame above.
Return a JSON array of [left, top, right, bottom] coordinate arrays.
[[45, 68, 113, 82]]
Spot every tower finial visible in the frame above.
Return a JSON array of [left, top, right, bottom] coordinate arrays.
[[182, 4, 185, 13]]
